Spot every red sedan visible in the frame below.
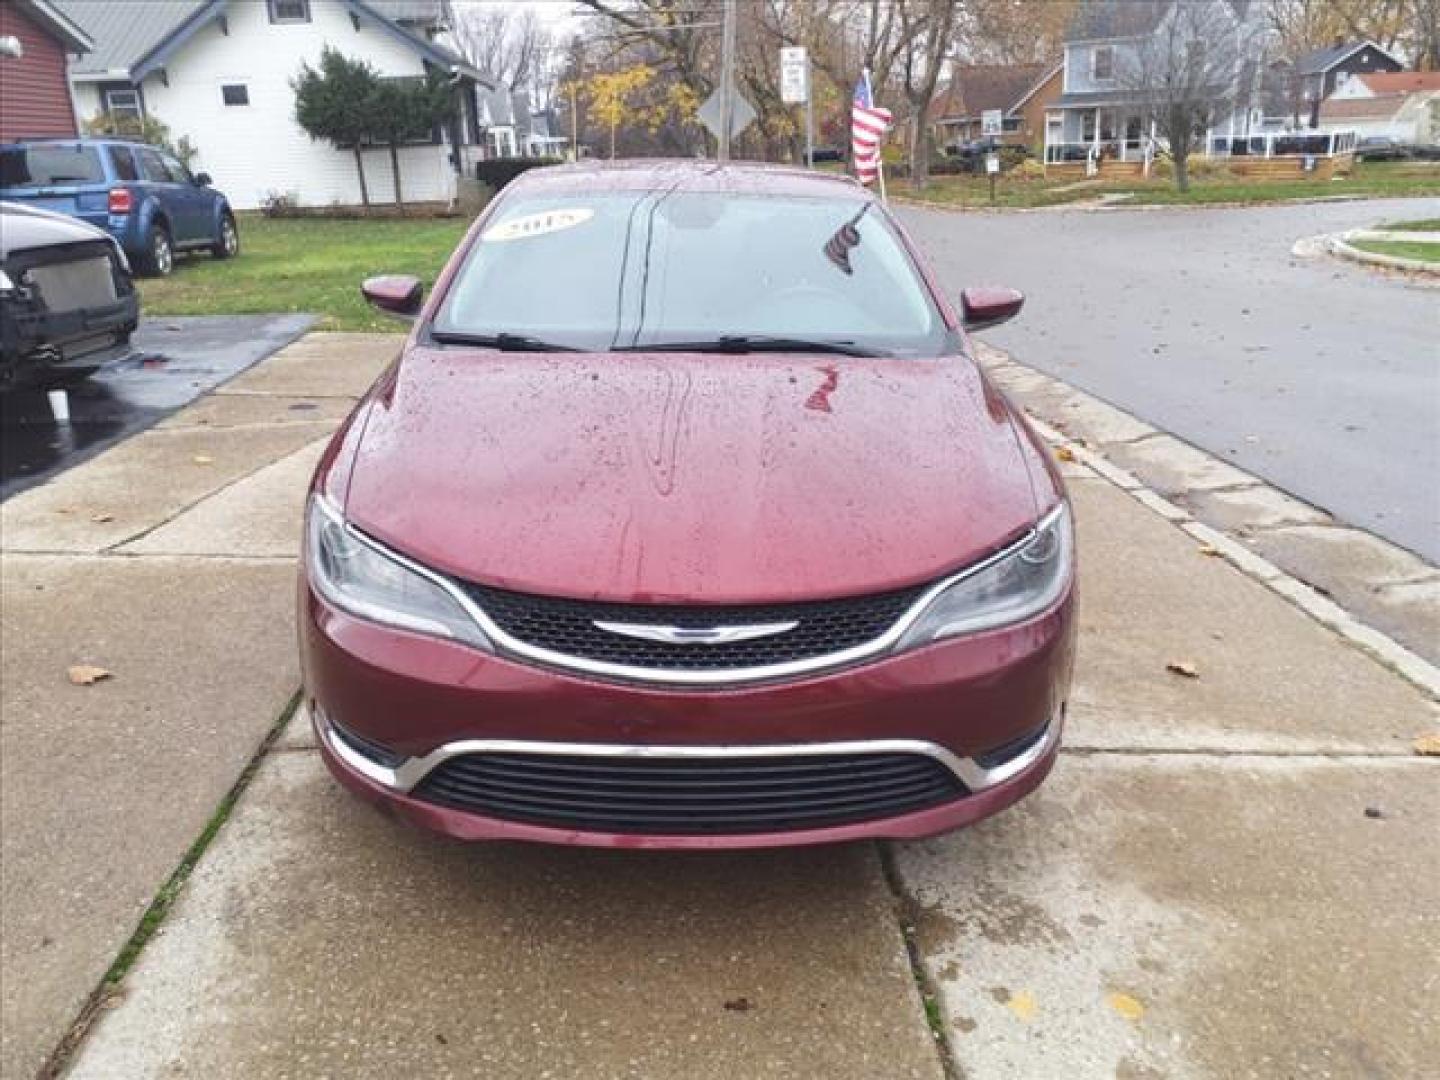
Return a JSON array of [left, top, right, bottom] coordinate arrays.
[[301, 161, 1075, 849]]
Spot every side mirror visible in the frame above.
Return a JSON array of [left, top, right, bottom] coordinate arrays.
[[193, 172, 212, 187], [960, 286, 1024, 332], [361, 275, 423, 321]]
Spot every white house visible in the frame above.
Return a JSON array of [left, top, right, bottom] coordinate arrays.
[[1047, 0, 1375, 173], [1321, 72, 1440, 144], [56, 0, 496, 210]]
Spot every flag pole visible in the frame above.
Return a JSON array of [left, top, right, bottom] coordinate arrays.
[[863, 68, 887, 203]]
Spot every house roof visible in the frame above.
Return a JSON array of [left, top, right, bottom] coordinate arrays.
[[368, 0, 444, 26], [1009, 63, 1064, 113], [930, 63, 1048, 122], [1356, 71, 1440, 94], [1295, 40, 1397, 75], [12, 0, 93, 53], [1064, 0, 1252, 43], [1320, 93, 1417, 122], [58, 0, 489, 84], [59, 0, 197, 77], [1065, 0, 1170, 42]]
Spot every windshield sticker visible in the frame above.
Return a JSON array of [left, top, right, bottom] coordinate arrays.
[[483, 208, 594, 243]]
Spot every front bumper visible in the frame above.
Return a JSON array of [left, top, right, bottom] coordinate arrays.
[[302, 577, 1074, 849]]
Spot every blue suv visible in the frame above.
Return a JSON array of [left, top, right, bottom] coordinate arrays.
[[0, 139, 238, 277]]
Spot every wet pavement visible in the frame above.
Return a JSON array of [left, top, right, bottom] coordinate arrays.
[[898, 196, 1440, 562], [0, 314, 313, 501]]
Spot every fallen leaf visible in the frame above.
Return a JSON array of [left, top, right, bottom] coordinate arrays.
[[91, 513, 115, 524], [67, 665, 111, 686], [1005, 990, 1037, 1022], [1197, 544, 1220, 557], [1413, 733, 1440, 757], [192, 454, 214, 465], [1106, 992, 1145, 1022], [723, 997, 751, 1013], [1054, 446, 1076, 462], [1166, 660, 1199, 679]]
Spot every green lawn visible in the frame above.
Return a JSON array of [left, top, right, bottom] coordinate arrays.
[[1350, 238, 1440, 263], [1383, 218, 1440, 231], [901, 161, 1440, 210], [139, 215, 472, 331]]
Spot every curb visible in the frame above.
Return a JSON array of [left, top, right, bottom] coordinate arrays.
[[977, 346, 1440, 702], [1327, 229, 1440, 275], [894, 191, 1422, 215]]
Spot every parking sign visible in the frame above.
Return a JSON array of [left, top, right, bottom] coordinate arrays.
[[781, 47, 809, 105]]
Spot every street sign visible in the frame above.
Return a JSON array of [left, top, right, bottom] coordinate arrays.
[[780, 46, 809, 105], [985, 153, 1001, 175], [698, 84, 756, 142], [981, 109, 1003, 137]]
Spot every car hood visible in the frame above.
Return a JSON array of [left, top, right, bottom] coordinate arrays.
[[0, 201, 110, 258], [343, 347, 1043, 603]]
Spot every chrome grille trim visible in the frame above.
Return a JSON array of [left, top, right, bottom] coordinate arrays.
[[313, 704, 1060, 798]]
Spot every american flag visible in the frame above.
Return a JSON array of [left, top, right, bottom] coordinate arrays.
[[851, 71, 892, 187]]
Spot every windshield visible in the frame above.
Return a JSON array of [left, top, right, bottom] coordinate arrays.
[[433, 190, 950, 357], [0, 145, 106, 188]]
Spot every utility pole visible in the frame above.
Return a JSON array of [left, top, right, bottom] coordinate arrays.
[[718, 0, 737, 161]]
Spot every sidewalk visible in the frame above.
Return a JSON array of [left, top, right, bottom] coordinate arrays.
[[3, 334, 1436, 1079]]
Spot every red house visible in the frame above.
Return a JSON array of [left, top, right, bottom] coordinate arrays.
[[0, 0, 92, 141]]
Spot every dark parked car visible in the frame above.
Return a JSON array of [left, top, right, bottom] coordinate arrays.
[[1353, 137, 1411, 162], [302, 161, 1075, 850], [0, 138, 238, 276], [0, 202, 139, 390]]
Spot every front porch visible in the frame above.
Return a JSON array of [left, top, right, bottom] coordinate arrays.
[[1043, 105, 1358, 179]]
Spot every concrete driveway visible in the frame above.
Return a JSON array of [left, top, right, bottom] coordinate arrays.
[[897, 196, 1440, 562], [1, 314, 313, 501], [3, 332, 1437, 1080]]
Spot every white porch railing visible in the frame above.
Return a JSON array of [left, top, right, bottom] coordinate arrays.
[[1209, 130, 1359, 158]]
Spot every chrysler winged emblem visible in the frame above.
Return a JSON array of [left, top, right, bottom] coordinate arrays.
[[592, 620, 798, 645]]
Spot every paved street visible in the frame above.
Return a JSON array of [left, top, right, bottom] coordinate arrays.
[[898, 196, 1440, 561], [3, 333, 1435, 1079]]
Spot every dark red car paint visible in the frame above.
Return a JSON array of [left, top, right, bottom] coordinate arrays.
[[301, 161, 1074, 849]]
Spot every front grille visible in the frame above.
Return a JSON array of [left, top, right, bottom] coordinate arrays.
[[459, 581, 929, 671], [412, 751, 967, 834]]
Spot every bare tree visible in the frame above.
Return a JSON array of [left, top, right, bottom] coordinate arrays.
[[449, 3, 552, 93], [952, 0, 1076, 65], [1117, 2, 1264, 192], [896, 0, 957, 189]]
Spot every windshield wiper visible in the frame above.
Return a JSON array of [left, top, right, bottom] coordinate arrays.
[[430, 330, 579, 352], [615, 336, 889, 358]]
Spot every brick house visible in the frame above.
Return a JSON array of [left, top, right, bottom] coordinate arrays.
[[0, 0, 93, 141], [931, 63, 1062, 154]]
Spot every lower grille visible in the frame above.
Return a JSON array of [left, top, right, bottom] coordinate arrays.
[[412, 751, 967, 834]]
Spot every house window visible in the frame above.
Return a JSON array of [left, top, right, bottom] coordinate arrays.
[[221, 84, 250, 106], [1336, 71, 1351, 86], [267, 0, 310, 24], [1093, 46, 1114, 81], [104, 87, 142, 120]]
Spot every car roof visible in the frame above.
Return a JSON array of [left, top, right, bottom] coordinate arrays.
[[0, 137, 156, 150], [509, 160, 870, 202]]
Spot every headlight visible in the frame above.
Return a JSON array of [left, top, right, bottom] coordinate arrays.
[[305, 495, 492, 650], [896, 502, 1073, 649]]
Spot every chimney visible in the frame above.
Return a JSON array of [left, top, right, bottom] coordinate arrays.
[[1332, 35, 1344, 49]]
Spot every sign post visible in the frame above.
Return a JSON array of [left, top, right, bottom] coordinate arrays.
[[985, 152, 1000, 204], [780, 46, 812, 166]]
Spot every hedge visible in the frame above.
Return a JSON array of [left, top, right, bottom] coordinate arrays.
[[476, 157, 564, 191]]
